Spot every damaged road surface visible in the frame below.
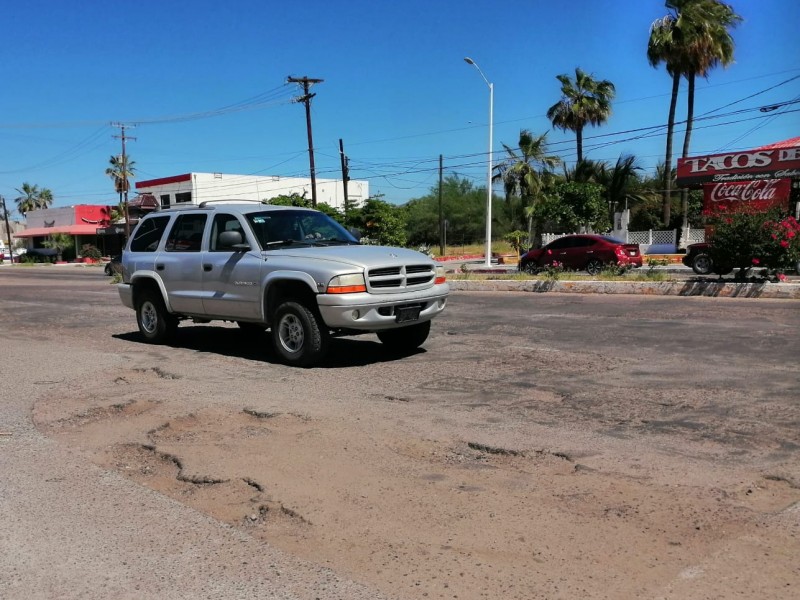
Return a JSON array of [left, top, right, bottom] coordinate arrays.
[[3, 268, 800, 599]]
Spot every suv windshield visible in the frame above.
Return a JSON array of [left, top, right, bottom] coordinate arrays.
[[246, 210, 358, 249]]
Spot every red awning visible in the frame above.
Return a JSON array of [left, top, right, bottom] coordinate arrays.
[[129, 193, 159, 209], [15, 224, 103, 238]]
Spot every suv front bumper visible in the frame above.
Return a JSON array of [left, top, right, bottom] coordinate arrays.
[[317, 285, 449, 330]]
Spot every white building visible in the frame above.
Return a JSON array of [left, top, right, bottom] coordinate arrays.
[[134, 172, 368, 211]]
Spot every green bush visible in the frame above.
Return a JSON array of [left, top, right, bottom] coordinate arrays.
[[80, 244, 103, 260], [708, 208, 799, 274]]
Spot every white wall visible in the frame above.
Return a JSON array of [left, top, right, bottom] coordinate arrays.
[[137, 173, 369, 211]]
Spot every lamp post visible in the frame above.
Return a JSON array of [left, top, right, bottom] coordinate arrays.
[[464, 57, 494, 267]]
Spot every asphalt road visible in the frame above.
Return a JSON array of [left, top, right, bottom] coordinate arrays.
[[1, 266, 798, 599]]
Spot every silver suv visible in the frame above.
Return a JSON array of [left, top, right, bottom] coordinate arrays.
[[118, 201, 449, 366]]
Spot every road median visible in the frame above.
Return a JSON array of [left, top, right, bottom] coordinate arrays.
[[449, 278, 800, 299]]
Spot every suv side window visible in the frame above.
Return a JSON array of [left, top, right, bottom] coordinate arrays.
[[130, 216, 171, 252], [165, 214, 207, 252], [210, 213, 245, 252]]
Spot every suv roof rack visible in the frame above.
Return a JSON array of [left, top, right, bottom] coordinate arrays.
[[197, 199, 268, 208]]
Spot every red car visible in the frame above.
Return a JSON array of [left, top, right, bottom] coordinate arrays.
[[519, 234, 643, 275]]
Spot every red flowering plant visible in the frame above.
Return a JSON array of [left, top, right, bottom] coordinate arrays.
[[761, 214, 800, 274], [707, 206, 797, 280]]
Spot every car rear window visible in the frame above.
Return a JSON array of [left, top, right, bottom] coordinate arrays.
[[598, 236, 626, 244]]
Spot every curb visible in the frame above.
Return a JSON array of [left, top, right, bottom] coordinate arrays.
[[449, 279, 800, 299]]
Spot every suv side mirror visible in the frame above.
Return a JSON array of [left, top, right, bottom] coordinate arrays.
[[218, 230, 249, 251], [348, 227, 362, 242]]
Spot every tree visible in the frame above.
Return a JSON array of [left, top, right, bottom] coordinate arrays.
[[351, 196, 407, 247], [596, 154, 643, 222], [546, 68, 616, 163], [42, 233, 74, 262], [15, 183, 40, 216], [496, 130, 561, 245], [106, 154, 136, 237], [405, 176, 488, 248], [105, 154, 136, 197], [648, 0, 741, 228], [553, 181, 609, 233]]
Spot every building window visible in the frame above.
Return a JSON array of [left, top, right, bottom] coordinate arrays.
[[175, 192, 192, 204], [160, 194, 171, 209]]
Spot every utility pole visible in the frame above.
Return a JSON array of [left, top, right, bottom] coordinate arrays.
[[339, 138, 349, 224], [287, 76, 324, 207], [111, 123, 136, 239], [1, 196, 14, 264], [438, 155, 444, 256]]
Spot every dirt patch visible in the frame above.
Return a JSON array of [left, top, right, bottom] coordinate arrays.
[[33, 367, 800, 600]]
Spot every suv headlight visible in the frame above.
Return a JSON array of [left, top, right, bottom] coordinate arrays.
[[435, 265, 446, 285], [327, 273, 367, 294]]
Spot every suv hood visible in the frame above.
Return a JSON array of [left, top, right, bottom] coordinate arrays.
[[264, 244, 433, 269]]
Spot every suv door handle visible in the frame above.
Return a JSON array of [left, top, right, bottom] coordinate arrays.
[[203, 264, 213, 272], [156, 263, 165, 271]]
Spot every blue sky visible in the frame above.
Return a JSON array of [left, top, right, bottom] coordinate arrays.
[[2, 0, 799, 212]]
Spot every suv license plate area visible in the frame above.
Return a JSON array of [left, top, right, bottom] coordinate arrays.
[[395, 305, 421, 323]]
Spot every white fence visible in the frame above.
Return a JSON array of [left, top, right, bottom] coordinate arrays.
[[542, 228, 705, 254]]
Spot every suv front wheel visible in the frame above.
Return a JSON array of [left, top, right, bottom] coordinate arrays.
[[136, 289, 178, 344], [272, 301, 329, 367]]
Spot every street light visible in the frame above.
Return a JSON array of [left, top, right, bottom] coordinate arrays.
[[464, 56, 494, 267]]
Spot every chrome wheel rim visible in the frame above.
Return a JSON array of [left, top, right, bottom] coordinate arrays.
[[278, 314, 304, 353], [695, 256, 711, 273], [140, 301, 158, 334]]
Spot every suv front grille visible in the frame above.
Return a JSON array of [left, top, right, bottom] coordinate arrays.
[[367, 264, 435, 291]]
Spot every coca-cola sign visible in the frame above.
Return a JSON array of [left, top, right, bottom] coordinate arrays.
[[702, 178, 791, 214], [677, 146, 800, 186]]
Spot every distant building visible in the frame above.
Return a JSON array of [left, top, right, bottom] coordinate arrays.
[[14, 205, 113, 254], [134, 172, 368, 211]]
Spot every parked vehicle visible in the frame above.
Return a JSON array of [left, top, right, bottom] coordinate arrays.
[[519, 234, 642, 275], [118, 201, 449, 366], [104, 254, 122, 276], [682, 243, 716, 275], [682, 241, 800, 276]]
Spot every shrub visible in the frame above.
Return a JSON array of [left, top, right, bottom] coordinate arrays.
[[80, 244, 103, 260], [708, 207, 799, 274], [541, 261, 564, 281]]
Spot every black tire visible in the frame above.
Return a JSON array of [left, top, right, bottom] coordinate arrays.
[[136, 290, 178, 344], [795, 260, 800, 275], [104, 263, 112, 276], [586, 259, 603, 276], [377, 320, 431, 353], [691, 253, 713, 275], [271, 301, 329, 367], [522, 262, 539, 275]]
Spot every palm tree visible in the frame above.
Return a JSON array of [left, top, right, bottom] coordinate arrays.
[[648, 0, 741, 229], [106, 154, 136, 237], [497, 130, 561, 246], [596, 155, 645, 226], [36, 188, 54, 210], [546, 68, 616, 163], [15, 183, 40, 216]]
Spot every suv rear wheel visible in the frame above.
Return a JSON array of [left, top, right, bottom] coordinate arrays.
[[377, 320, 431, 353], [136, 290, 177, 344], [272, 301, 329, 367]]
